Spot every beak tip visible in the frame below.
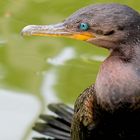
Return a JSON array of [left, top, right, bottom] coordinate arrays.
[[21, 25, 35, 36]]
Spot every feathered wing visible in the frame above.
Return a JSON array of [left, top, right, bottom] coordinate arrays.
[[71, 85, 97, 140], [33, 85, 97, 140], [33, 103, 73, 140]]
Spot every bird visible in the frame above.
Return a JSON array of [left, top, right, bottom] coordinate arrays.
[[21, 3, 140, 140]]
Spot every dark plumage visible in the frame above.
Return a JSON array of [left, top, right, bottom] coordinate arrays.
[[22, 3, 140, 140], [32, 103, 73, 140]]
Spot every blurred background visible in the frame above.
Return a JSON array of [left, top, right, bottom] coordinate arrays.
[[0, 0, 139, 140]]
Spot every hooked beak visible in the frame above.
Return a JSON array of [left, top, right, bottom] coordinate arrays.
[[21, 23, 95, 41]]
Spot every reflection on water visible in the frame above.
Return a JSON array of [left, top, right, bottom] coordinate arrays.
[[46, 47, 76, 66], [42, 47, 76, 104], [0, 89, 40, 140], [0, 39, 7, 45], [42, 69, 60, 103], [81, 54, 106, 63], [0, 0, 139, 140]]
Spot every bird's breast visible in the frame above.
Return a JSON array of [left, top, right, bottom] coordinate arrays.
[[95, 57, 140, 110]]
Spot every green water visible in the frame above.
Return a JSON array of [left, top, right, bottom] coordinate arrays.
[[0, 0, 140, 139]]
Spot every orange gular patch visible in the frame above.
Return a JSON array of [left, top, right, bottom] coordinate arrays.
[[71, 32, 95, 41]]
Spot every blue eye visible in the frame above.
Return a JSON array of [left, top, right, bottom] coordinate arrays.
[[79, 23, 89, 31]]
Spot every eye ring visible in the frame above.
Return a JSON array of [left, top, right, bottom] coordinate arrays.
[[79, 23, 89, 31]]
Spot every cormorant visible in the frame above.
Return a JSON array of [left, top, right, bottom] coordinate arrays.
[[22, 3, 140, 140]]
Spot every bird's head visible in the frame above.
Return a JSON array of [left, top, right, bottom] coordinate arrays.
[[21, 3, 140, 51]]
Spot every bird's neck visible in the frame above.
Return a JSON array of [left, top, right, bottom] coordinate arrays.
[[95, 44, 140, 110]]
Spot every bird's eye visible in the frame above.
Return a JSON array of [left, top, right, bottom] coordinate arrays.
[[79, 23, 89, 31]]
